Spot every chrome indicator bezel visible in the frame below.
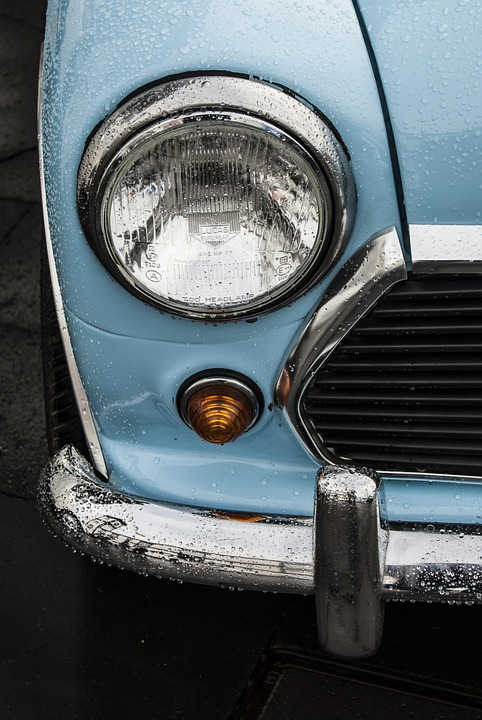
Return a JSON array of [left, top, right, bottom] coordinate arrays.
[[178, 373, 261, 433]]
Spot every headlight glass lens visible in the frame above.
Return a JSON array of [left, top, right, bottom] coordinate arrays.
[[101, 112, 331, 317]]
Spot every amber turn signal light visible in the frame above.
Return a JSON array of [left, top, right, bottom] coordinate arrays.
[[179, 375, 260, 444]]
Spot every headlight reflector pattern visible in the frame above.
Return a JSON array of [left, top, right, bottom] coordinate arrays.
[[101, 113, 330, 317]]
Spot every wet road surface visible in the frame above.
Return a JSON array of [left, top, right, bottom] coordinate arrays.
[[2, 490, 481, 719]]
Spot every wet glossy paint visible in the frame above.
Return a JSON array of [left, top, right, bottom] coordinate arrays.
[[358, 0, 482, 226], [41, 0, 480, 523]]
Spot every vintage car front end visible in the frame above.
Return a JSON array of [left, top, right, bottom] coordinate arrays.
[[38, 0, 481, 658]]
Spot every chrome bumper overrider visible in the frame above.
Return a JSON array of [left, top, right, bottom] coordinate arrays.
[[40, 446, 481, 657]]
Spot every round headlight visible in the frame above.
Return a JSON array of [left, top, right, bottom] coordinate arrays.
[[101, 112, 330, 317], [78, 75, 355, 319]]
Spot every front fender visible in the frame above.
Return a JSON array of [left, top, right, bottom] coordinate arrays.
[[41, 0, 403, 515]]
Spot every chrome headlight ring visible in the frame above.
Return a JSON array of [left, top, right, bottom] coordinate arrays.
[[77, 73, 356, 320]]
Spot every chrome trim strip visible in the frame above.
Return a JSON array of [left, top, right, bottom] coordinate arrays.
[[77, 73, 356, 320], [276, 226, 407, 458], [39, 447, 482, 608], [381, 469, 482, 483], [314, 466, 384, 657], [38, 49, 108, 478], [410, 224, 482, 273]]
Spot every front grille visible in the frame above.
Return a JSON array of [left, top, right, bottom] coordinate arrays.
[[301, 275, 482, 476]]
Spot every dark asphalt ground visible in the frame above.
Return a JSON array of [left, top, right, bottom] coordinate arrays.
[[0, 3, 480, 718]]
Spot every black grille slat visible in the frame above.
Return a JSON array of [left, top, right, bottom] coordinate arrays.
[[308, 392, 482, 404], [354, 321, 482, 334], [327, 436, 482, 453], [313, 375, 482, 387], [302, 274, 482, 476], [328, 357, 482, 369], [373, 304, 482, 316], [310, 422, 482, 437], [309, 407, 482, 420], [342, 341, 482, 353]]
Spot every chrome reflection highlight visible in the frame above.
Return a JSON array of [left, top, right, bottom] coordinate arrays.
[[314, 466, 384, 658], [410, 223, 482, 274], [38, 46, 107, 478], [40, 446, 313, 592], [40, 447, 482, 608]]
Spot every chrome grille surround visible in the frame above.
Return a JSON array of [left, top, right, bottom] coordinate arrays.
[[301, 273, 482, 477], [277, 223, 482, 482]]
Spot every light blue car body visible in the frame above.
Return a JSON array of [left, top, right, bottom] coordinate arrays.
[[41, 0, 482, 525]]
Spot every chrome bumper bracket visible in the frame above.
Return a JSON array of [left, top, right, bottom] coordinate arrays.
[[314, 466, 384, 658]]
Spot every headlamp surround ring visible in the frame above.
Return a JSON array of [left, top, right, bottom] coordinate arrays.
[[78, 73, 356, 321]]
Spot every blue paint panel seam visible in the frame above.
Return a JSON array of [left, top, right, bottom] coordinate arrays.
[[351, 0, 411, 262]]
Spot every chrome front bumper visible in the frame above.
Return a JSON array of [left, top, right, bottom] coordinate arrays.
[[40, 446, 481, 657]]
